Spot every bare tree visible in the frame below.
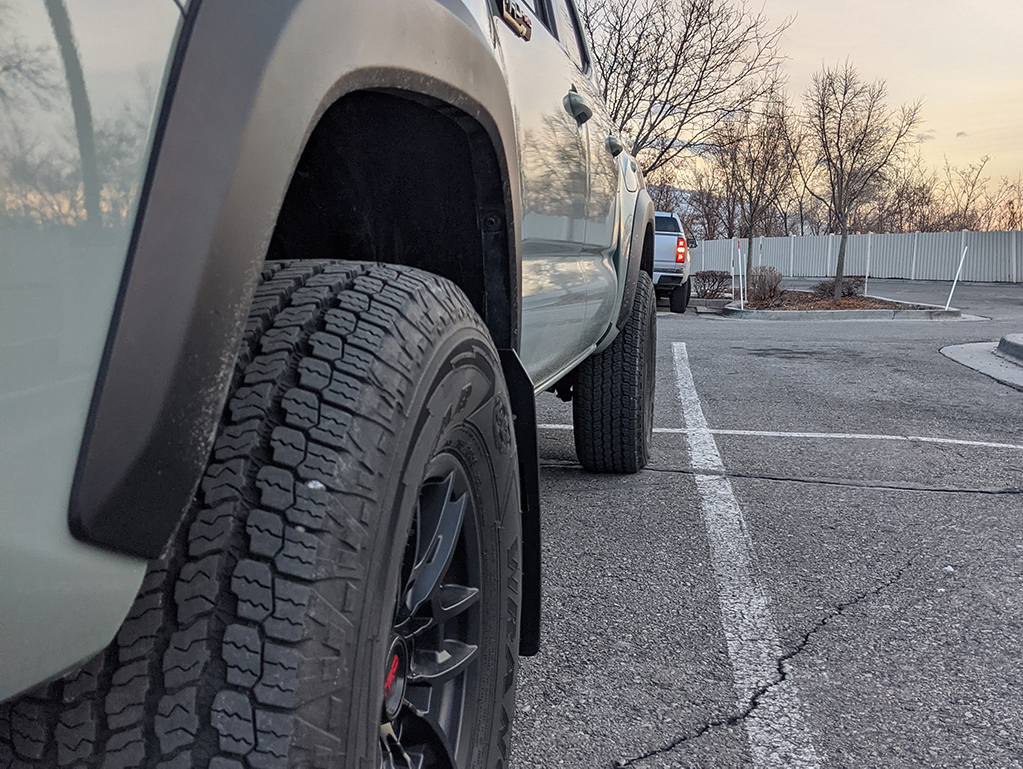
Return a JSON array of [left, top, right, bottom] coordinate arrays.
[[0, 1, 109, 230], [683, 158, 743, 240], [856, 148, 940, 233], [644, 163, 688, 215], [717, 91, 796, 271], [796, 62, 921, 299], [0, 3, 57, 112], [681, 163, 721, 239], [988, 174, 1023, 231], [938, 155, 994, 231], [43, 0, 101, 229], [775, 154, 828, 236], [94, 88, 154, 223], [580, 0, 788, 173], [2, 124, 82, 225]]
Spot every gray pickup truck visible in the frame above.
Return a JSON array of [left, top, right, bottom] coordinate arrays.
[[0, 1, 655, 767]]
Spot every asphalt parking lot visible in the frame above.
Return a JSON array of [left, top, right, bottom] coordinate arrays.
[[509, 280, 1023, 768]]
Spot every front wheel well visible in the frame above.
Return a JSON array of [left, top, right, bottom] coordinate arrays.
[[269, 89, 515, 350], [266, 89, 540, 656]]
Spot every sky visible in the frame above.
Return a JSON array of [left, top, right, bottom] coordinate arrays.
[[764, 0, 1023, 181]]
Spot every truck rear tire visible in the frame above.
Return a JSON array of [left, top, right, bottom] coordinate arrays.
[[670, 280, 690, 313], [572, 271, 656, 473], [0, 261, 521, 769]]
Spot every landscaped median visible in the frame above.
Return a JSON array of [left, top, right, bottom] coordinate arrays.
[[689, 270, 962, 319], [722, 299, 961, 320], [683, 269, 961, 319]]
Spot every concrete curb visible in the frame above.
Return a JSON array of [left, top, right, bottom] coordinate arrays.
[[997, 334, 1023, 363], [689, 298, 730, 309], [722, 303, 961, 321], [941, 341, 1023, 392], [865, 294, 952, 310]]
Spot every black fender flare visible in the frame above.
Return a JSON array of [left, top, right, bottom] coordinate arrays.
[[613, 188, 655, 332]]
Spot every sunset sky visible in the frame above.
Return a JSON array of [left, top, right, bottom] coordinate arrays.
[[765, 0, 1023, 182]]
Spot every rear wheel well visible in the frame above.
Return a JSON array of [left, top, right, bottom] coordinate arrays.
[[640, 221, 654, 277], [269, 90, 515, 349]]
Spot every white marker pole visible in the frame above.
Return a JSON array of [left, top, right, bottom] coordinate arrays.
[[743, 241, 749, 306], [745, 244, 750, 304], [730, 241, 736, 303], [742, 250, 747, 307], [740, 237, 748, 308], [945, 244, 968, 310]]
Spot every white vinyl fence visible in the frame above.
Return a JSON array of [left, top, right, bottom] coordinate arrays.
[[693, 230, 1022, 283]]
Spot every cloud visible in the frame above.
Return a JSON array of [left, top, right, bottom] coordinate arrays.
[[956, 131, 968, 138], [916, 132, 937, 143]]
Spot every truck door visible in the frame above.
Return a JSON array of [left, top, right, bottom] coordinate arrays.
[[547, 0, 626, 349], [495, 0, 592, 389]]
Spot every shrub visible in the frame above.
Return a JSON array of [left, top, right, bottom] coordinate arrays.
[[746, 266, 783, 303], [812, 276, 865, 297], [692, 270, 731, 299]]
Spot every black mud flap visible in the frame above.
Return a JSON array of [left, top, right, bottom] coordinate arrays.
[[498, 349, 541, 656]]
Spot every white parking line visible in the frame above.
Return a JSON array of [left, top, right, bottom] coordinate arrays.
[[672, 342, 822, 768], [674, 429, 1023, 451], [537, 425, 1023, 452]]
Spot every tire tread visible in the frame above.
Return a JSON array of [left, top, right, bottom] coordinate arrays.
[[573, 271, 656, 473]]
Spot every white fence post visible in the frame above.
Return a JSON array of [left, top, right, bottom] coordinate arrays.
[[865, 232, 872, 296], [960, 229, 968, 281], [789, 234, 794, 278], [740, 239, 748, 308], [910, 231, 919, 280], [1012, 230, 1018, 284]]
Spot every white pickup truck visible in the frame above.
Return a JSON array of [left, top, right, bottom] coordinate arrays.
[[653, 211, 696, 313], [0, 1, 658, 766]]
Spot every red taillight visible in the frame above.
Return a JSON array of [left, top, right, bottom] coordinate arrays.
[[676, 237, 687, 263]]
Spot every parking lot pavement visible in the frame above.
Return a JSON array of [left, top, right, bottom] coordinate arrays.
[[509, 281, 1023, 769]]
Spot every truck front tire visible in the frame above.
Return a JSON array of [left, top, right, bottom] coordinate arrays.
[[572, 271, 656, 473], [0, 262, 521, 769]]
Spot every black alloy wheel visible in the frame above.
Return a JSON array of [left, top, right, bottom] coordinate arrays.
[[379, 458, 483, 769]]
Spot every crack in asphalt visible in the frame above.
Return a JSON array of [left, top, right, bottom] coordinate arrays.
[[538, 461, 1022, 496], [612, 559, 915, 768]]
